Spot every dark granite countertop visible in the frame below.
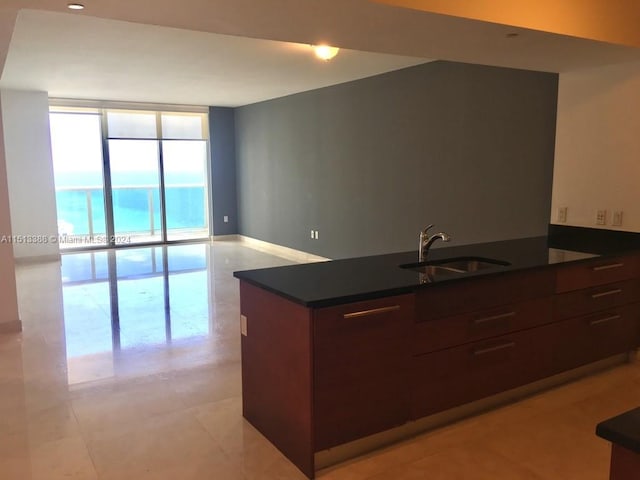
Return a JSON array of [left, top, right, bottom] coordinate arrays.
[[234, 227, 640, 308], [597, 407, 640, 453]]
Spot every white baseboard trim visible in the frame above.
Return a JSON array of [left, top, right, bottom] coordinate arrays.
[[211, 234, 240, 241], [237, 235, 330, 263], [15, 253, 61, 265], [0, 319, 22, 334]]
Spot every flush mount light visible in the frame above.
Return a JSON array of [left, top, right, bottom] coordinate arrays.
[[313, 45, 339, 61], [67, 3, 85, 10]]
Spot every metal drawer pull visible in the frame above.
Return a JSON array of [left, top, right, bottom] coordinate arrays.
[[343, 305, 400, 319], [590, 289, 622, 299], [473, 342, 516, 356], [589, 314, 622, 326], [592, 263, 624, 271], [473, 311, 516, 325]]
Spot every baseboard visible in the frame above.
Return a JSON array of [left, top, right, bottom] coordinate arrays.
[[237, 235, 330, 263], [15, 253, 61, 265], [0, 319, 22, 334], [211, 234, 240, 241]]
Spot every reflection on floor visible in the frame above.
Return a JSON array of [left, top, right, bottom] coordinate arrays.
[[1, 240, 640, 479]]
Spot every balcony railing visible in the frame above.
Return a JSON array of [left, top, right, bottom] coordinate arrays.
[[55, 184, 208, 248]]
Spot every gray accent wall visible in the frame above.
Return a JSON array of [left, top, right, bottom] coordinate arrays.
[[235, 61, 558, 259], [209, 106, 238, 235]]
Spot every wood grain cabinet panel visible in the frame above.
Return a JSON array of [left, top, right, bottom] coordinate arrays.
[[411, 323, 558, 418], [556, 256, 640, 293], [415, 269, 555, 322], [551, 304, 640, 373], [554, 280, 640, 320], [313, 294, 414, 450], [413, 297, 553, 355]]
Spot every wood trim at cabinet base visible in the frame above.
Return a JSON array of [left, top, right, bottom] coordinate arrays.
[[316, 352, 630, 472]]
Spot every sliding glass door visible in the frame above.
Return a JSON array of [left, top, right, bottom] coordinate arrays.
[[50, 106, 210, 249], [50, 111, 109, 248]]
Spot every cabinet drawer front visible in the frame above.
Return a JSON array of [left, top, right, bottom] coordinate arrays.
[[552, 303, 640, 373], [413, 297, 553, 354], [555, 255, 640, 293], [411, 324, 557, 419], [554, 280, 640, 320], [314, 294, 414, 450], [415, 269, 555, 322]]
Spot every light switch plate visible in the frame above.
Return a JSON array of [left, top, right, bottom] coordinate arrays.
[[557, 207, 567, 223], [612, 211, 623, 226], [240, 314, 247, 336]]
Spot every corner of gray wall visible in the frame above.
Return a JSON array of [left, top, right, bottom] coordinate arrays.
[[209, 106, 238, 235]]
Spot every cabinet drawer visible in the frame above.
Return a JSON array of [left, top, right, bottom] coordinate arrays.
[[551, 303, 640, 373], [415, 268, 555, 322], [314, 294, 413, 450], [413, 297, 553, 354], [554, 280, 640, 320], [411, 323, 557, 419], [556, 255, 640, 293]]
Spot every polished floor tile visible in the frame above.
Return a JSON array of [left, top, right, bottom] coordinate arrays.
[[1, 240, 639, 479]]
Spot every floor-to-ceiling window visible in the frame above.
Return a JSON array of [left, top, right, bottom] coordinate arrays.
[[49, 104, 210, 250]]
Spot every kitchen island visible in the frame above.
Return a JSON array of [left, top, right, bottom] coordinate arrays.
[[234, 226, 640, 478]]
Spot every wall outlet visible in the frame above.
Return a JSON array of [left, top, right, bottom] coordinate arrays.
[[612, 210, 623, 226], [240, 314, 247, 336], [223, 215, 229, 223], [557, 207, 567, 223], [596, 210, 607, 225]]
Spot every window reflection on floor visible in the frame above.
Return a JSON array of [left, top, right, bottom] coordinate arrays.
[[61, 243, 211, 384]]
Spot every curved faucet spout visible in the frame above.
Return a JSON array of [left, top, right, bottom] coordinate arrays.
[[418, 226, 451, 263]]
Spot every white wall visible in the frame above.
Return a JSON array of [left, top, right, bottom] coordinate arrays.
[[551, 60, 640, 233], [0, 89, 59, 259], [0, 95, 21, 332]]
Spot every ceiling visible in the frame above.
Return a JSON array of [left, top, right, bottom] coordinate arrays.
[[2, 1, 640, 107], [0, 10, 429, 107]]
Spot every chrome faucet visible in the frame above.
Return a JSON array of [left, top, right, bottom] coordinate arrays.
[[418, 225, 451, 262]]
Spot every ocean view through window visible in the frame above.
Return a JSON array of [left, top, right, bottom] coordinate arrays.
[[49, 105, 210, 249]]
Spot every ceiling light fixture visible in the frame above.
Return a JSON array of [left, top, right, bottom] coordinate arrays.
[[67, 3, 85, 10], [313, 45, 339, 61]]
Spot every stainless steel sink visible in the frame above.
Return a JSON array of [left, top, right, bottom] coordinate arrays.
[[400, 256, 511, 276]]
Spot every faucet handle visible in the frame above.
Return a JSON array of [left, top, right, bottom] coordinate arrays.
[[422, 224, 434, 235]]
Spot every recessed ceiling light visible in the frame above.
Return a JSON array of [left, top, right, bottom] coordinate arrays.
[[313, 45, 340, 61], [67, 3, 85, 10]]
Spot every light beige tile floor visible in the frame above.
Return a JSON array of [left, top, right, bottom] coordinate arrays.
[[1, 240, 638, 479]]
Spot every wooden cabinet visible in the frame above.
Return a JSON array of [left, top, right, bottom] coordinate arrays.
[[411, 268, 556, 417], [240, 251, 640, 479], [555, 255, 640, 293], [412, 323, 558, 418], [413, 297, 553, 355], [415, 268, 555, 322], [313, 294, 414, 450], [552, 304, 640, 373], [553, 255, 640, 371]]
